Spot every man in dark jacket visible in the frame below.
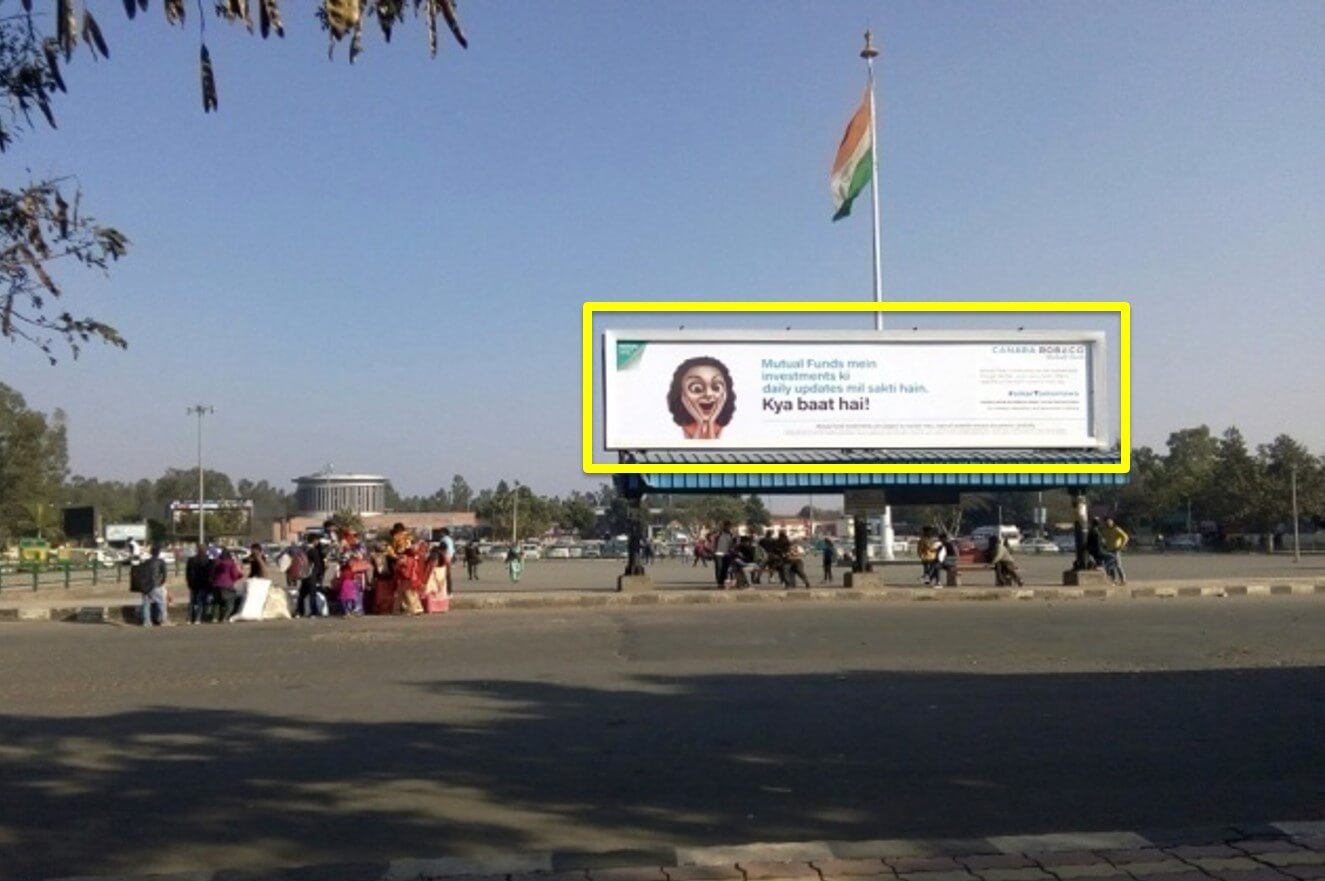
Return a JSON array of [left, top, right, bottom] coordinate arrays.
[[1085, 518, 1105, 569], [185, 542, 213, 625], [298, 538, 328, 617]]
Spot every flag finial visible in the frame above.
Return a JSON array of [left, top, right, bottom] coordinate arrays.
[[860, 30, 879, 60]]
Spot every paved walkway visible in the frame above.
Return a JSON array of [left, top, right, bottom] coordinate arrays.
[[37, 821, 1325, 881]]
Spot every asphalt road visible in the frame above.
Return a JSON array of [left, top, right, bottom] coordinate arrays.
[[1, 598, 1323, 879]]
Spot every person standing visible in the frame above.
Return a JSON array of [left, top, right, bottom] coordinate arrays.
[[185, 542, 213, 625], [126, 535, 143, 566], [1099, 517, 1130, 585], [821, 539, 837, 584], [210, 549, 244, 622], [247, 543, 269, 580], [1086, 518, 1105, 569], [464, 541, 481, 581], [505, 546, 524, 583], [337, 562, 363, 616], [783, 541, 812, 588], [917, 527, 940, 586], [140, 544, 170, 627], [989, 536, 1024, 587], [439, 528, 457, 592], [712, 521, 735, 589], [938, 531, 959, 587]]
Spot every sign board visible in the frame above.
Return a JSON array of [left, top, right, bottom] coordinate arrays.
[[62, 505, 97, 540], [105, 523, 148, 542], [843, 489, 889, 516], [603, 330, 1107, 451]]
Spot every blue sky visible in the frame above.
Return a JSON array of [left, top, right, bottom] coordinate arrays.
[[4, 1, 1322, 501]]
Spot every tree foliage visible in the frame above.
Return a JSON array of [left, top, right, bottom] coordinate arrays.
[[1109, 426, 1323, 537], [1, 0, 467, 362], [0, 383, 68, 544]]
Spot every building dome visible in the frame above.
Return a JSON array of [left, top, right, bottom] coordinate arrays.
[[293, 470, 387, 517]]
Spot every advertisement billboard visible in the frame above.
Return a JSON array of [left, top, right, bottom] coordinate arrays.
[[62, 505, 97, 540], [603, 329, 1107, 451], [105, 523, 148, 543]]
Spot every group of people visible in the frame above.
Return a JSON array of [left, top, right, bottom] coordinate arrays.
[[171, 521, 461, 624], [180, 541, 268, 623], [915, 528, 1023, 588], [290, 522, 457, 618], [915, 528, 963, 587], [695, 523, 839, 590], [913, 516, 1131, 589]]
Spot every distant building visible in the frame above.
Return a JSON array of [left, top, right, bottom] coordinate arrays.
[[272, 511, 477, 544], [293, 470, 387, 518]]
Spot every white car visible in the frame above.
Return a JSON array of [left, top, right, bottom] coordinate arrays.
[[89, 548, 127, 566], [545, 546, 571, 559], [1022, 537, 1061, 554], [520, 543, 543, 560]]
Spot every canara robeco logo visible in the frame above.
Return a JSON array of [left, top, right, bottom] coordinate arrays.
[[992, 344, 1086, 357]]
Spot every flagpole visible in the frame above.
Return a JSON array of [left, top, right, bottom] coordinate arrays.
[[861, 30, 894, 561], [862, 31, 882, 333]]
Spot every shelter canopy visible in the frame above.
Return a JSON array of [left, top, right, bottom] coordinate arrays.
[[613, 449, 1127, 499]]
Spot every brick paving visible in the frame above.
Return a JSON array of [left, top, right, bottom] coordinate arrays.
[[18, 820, 1325, 881]]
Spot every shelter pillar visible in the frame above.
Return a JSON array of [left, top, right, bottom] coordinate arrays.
[[1063, 488, 1106, 586], [618, 493, 652, 592], [844, 512, 882, 588]]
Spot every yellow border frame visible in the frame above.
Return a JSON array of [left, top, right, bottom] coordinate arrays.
[[582, 301, 1131, 475]]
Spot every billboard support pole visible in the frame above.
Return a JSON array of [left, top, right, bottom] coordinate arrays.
[[861, 31, 895, 561]]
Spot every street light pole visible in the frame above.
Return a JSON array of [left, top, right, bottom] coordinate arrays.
[[187, 405, 214, 547], [1291, 465, 1300, 564], [512, 483, 520, 546]]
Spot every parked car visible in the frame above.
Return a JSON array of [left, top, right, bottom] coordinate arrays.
[[971, 525, 1022, 550], [1022, 537, 1061, 554], [1052, 533, 1078, 552], [545, 546, 571, 559], [520, 542, 543, 560], [88, 548, 127, 566], [1165, 533, 1203, 550]]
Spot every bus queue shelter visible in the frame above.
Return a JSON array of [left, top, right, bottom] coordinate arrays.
[[612, 449, 1128, 588]]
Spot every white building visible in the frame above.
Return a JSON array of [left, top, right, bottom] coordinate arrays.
[[293, 470, 387, 518]]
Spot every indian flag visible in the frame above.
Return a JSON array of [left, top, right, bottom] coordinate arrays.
[[831, 87, 873, 221]]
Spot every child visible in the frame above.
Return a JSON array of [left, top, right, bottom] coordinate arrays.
[[337, 557, 363, 616]]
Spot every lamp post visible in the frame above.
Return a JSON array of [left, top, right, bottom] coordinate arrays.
[[187, 405, 214, 547], [512, 482, 521, 546], [1291, 465, 1300, 564]]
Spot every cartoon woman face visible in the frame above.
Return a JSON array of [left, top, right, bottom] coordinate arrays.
[[680, 364, 728, 429]]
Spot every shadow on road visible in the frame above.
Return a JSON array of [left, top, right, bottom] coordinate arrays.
[[1, 666, 1322, 879]]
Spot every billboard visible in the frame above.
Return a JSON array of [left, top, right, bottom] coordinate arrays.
[[105, 523, 148, 542], [603, 329, 1107, 451], [62, 505, 97, 540]]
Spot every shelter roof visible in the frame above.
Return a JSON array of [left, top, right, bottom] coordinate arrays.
[[613, 449, 1128, 496]]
